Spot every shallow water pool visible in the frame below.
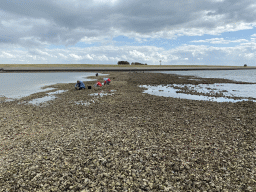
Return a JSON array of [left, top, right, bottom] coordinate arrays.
[[140, 84, 256, 102], [27, 90, 67, 105]]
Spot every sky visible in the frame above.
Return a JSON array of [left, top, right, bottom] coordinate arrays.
[[0, 0, 256, 66]]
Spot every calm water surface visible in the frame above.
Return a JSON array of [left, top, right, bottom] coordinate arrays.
[[142, 70, 256, 102], [157, 69, 256, 83], [1, 70, 255, 103], [0, 72, 97, 99]]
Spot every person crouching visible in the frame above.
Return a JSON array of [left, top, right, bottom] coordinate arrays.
[[94, 81, 102, 87], [104, 78, 111, 85], [75, 80, 86, 90]]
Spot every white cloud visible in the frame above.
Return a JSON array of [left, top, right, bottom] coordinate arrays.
[[0, 51, 15, 58], [244, 53, 255, 59], [0, 39, 255, 65], [69, 54, 83, 60], [85, 54, 94, 60], [36, 49, 51, 56], [98, 55, 109, 61], [80, 35, 107, 44], [192, 38, 248, 44], [59, 53, 68, 59], [129, 50, 146, 59]]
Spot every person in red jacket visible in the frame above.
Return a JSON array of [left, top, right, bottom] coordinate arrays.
[[104, 78, 111, 85], [95, 81, 102, 87]]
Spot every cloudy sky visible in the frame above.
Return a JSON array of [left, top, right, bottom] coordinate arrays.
[[0, 0, 256, 65]]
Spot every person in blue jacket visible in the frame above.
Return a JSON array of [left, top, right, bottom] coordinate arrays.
[[75, 80, 86, 90]]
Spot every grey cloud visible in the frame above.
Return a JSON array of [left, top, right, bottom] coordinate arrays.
[[212, 0, 256, 21], [0, 0, 256, 48]]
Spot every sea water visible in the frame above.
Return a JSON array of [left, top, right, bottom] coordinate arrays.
[[1, 70, 255, 103], [142, 70, 256, 102], [156, 69, 256, 83], [0, 72, 97, 99]]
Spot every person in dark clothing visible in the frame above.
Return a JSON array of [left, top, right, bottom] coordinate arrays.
[[104, 78, 111, 85], [96, 73, 98, 76], [75, 80, 86, 90]]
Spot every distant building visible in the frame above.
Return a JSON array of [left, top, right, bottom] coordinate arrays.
[[118, 61, 130, 65]]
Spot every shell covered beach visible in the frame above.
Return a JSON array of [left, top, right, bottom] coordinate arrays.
[[0, 72, 256, 191]]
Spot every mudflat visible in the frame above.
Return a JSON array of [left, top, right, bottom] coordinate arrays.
[[0, 72, 255, 191]]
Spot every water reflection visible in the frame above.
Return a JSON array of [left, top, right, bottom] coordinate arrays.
[[173, 83, 256, 99], [28, 95, 56, 105], [140, 84, 256, 102], [0, 72, 98, 99], [27, 90, 67, 105], [157, 70, 256, 83]]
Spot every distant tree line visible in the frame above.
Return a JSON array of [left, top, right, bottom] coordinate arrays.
[[117, 61, 147, 65]]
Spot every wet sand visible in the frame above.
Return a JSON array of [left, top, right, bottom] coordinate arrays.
[[0, 72, 255, 191]]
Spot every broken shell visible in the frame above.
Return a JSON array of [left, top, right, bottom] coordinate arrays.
[[0, 72, 255, 191]]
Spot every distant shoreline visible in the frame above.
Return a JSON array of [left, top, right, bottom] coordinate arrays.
[[1, 65, 256, 72]]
